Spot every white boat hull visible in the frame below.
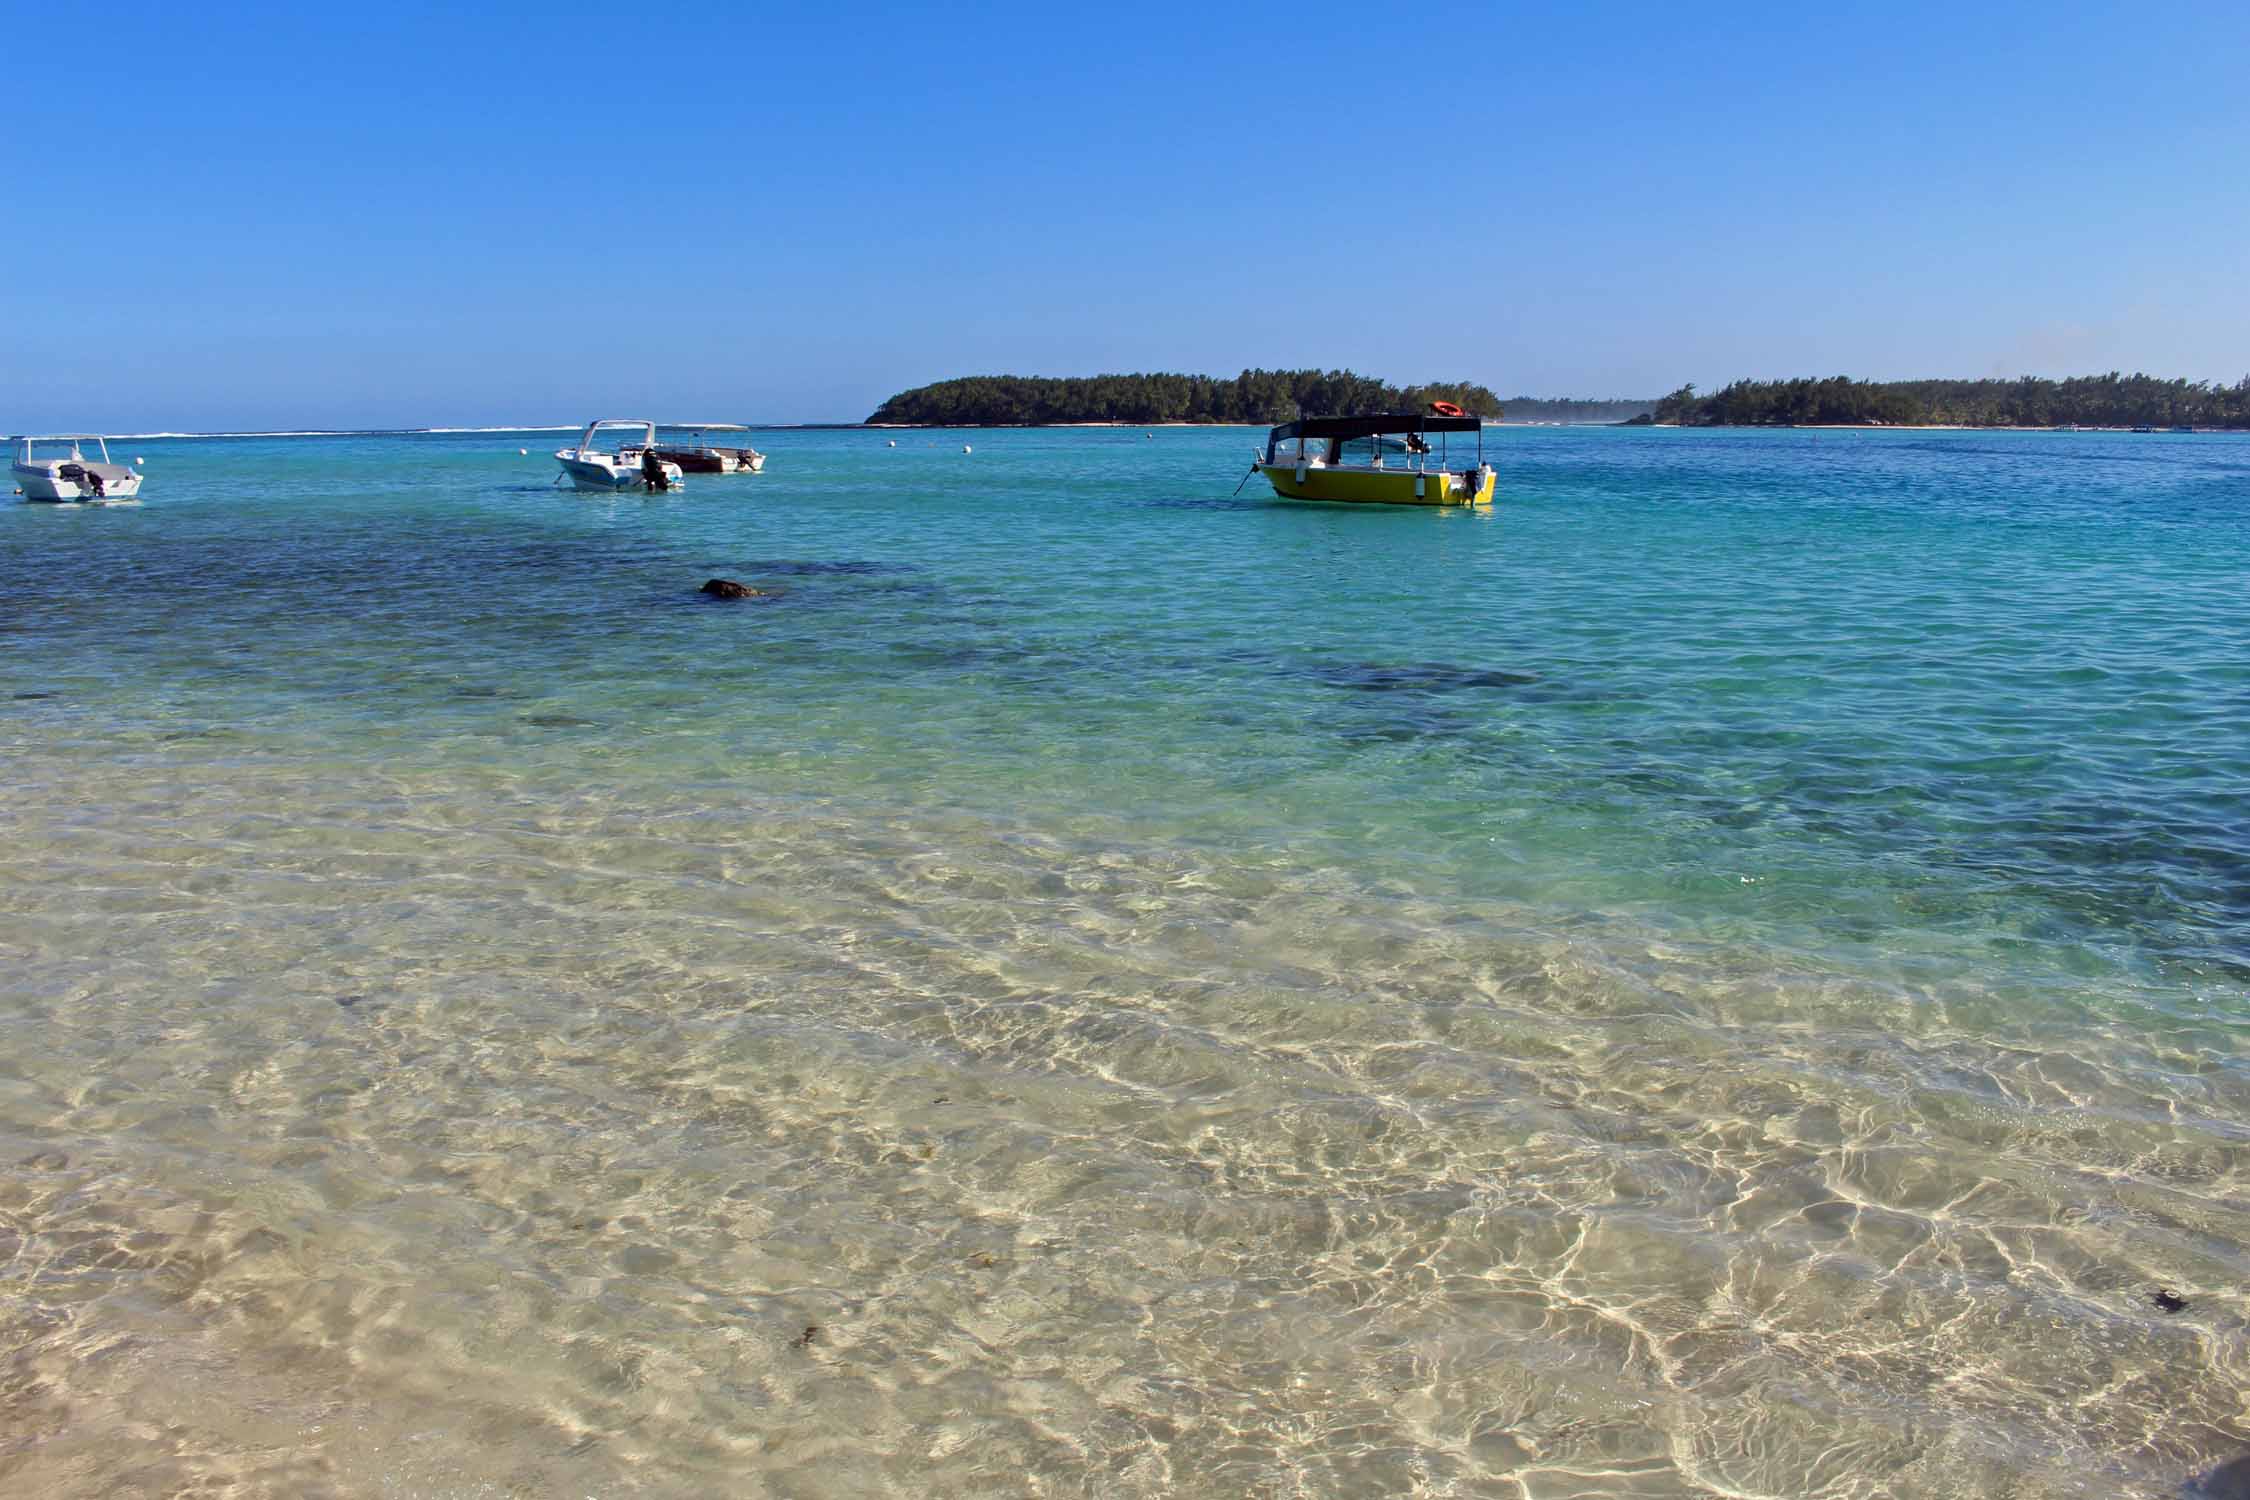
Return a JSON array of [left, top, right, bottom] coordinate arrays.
[[558, 454, 635, 490], [13, 464, 142, 502], [556, 450, 683, 491]]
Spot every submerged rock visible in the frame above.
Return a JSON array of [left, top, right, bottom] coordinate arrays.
[[2153, 1287, 2189, 1314], [700, 578, 768, 600]]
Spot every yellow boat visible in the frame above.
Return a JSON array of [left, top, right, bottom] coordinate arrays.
[[1252, 410, 1495, 507]]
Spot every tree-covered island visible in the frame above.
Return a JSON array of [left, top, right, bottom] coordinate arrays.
[[866, 370, 1514, 426], [865, 369, 2250, 429], [1641, 373, 2250, 429]]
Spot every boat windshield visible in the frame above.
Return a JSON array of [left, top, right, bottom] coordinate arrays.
[[582, 421, 655, 451], [1263, 412, 1483, 469], [1335, 436, 1422, 464], [21, 437, 99, 463]]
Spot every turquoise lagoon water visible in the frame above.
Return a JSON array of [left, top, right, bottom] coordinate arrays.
[[2, 425, 2247, 1497]]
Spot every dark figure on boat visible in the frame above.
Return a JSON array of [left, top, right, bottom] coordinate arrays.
[[640, 448, 669, 492]]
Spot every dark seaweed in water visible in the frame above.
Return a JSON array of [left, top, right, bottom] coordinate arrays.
[[1579, 717, 2250, 984], [1334, 707, 1481, 747], [2193, 1453, 2250, 1498], [1309, 661, 1541, 694], [1167, 649, 1549, 749], [1206, 647, 1542, 696]]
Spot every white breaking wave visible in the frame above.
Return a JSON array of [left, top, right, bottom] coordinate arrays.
[[106, 426, 580, 440]]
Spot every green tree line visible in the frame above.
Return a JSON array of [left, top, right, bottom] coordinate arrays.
[[865, 370, 1506, 426], [1644, 374, 2250, 429]]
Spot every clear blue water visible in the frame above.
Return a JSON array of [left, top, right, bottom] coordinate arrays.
[[4, 425, 2248, 1496], [16, 427, 2247, 997]]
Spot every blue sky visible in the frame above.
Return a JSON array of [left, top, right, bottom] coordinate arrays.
[[3, 0, 2244, 429]]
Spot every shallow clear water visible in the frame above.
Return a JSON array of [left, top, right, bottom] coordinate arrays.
[[3, 425, 2248, 1496]]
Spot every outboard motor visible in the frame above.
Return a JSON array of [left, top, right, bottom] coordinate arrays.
[[640, 449, 668, 492]]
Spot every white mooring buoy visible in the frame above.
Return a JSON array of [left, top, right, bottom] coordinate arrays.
[[963, 444, 972, 454], [519, 448, 528, 456]]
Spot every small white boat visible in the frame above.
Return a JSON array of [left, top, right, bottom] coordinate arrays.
[[555, 420, 684, 492], [12, 434, 143, 502]]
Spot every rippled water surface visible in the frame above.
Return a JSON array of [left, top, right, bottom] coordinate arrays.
[[3, 426, 2248, 1497]]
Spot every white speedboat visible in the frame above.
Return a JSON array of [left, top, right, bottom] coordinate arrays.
[[555, 420, 685, 492], [13, 435, 143, 502]]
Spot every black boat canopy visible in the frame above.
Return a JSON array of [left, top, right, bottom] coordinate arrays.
[[1265, 412, 1482, 444]]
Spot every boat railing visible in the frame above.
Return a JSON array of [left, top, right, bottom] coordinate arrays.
[[651, 437, 764, 455]]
